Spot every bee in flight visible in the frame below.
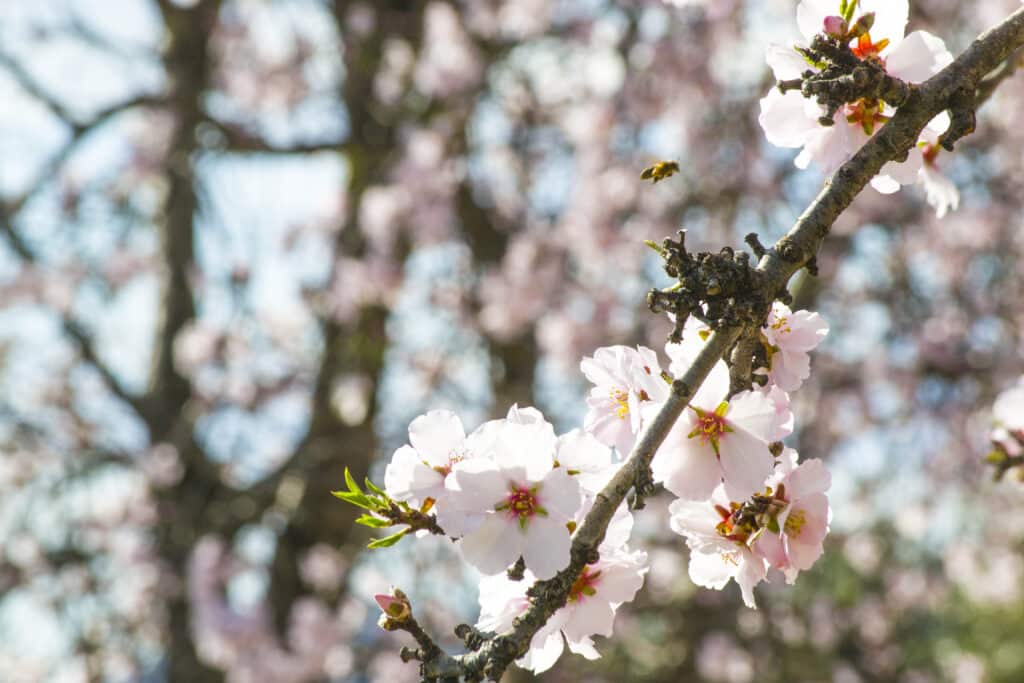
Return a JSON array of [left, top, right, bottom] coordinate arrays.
[[640, 160, 681, 183]]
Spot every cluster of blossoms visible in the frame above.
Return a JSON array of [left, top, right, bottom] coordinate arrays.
[[376, 301, 829, 671], [759, 0, 959, 217]]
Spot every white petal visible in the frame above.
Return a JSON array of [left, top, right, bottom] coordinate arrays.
[[595, 554, 648, 604], [758, 89, 820, 149], [523, 514, 572, 580], [538, 467, 582, 522], [689, 359, 731, 410], [408, 410, 465, 466], [870, 172, 902, 194], [726, 390, 782, 442], [384, 445, 422, 501], [493, 421, 557, 481], [518, 622, 565, 674], [735, 552, 768, 608], [860, 0, 908, 47], [669, 498, 722, 541], [459, 514, 522, 575], [718, 428, 774, 501], [651, 419, 723, 501], [885, 30, 952, 83], [796, 0, 838, 42], [562, 596, 615, 640], [688, 547, 735, 590], [766, 43, 809, 81], [566, 635, 601, 660], [450, 461, 513, 511]]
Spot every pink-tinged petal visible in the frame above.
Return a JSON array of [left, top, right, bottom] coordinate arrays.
[[595, 554, 648, 603], [785, 310, 830, 350], [860, 0, 909, 46], [435, 501, 480, 538], [687, 547, 735, 590], [459, 514, 522, 575], [885, 30, 952, 83], [766, 44, 810, 81], [754, 530, 788, 570], [771, 349, 811, 392], [735, 551, 767, 609], [797, 0, 839, 42], [408, 410, 465, 466], [718, 428, 774, 502], [566, 636, 601, 660], [652, 422, 723, 501], [726, 390, 783, 442], [538, 466, 582, 522], [523, 514, 572, 580], [519, 622, 565, 673], [762, 386, 795, 440], [784, 458, 832, 498], [758, 89, 821, 149], [563, 595, 615, 641]]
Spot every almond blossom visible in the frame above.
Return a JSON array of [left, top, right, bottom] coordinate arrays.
[[384, 410, 479, 512], [753, 457, 832, 584], [917, 124, 961, 218], [651, 344, 785, 502], [475, 545, 649, 673], [669, 487, 769, 609], [581, 345, 670, 456], [447, 418, 582, 579], [759, 0, 953, 193], [760, 302, 830, 392]]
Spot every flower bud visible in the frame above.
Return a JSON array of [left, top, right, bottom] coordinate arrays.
[[848, 12, 875, 40], [374, 589, 411, 622], [823, 15, 848, 37]]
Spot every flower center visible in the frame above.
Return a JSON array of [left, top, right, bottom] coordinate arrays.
[[784, 508, 807, 537], [845, 98, 890, 136], [770, 315, 792, 335], [568, 565, 602, 602], [850, 31, 890, 60], [431, 450, 466, 477], [496, 485, 548, 529], [687, 402, 732, 454], [611, 389, 630, 419]]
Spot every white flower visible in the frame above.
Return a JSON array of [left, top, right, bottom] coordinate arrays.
[[652, 345, 783, 502], [759, 0, 952, 193], [448, 419, 582, 579], [476, 546, 649, 673], [754, 458, 832, 584], [384, 410, 477, 511], [581, 345, 670, 457], [760, 302, 829, 392], [669, 487, 768, 608]]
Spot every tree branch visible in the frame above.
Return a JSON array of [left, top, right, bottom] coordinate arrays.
[[410, 6, 1024, 680]]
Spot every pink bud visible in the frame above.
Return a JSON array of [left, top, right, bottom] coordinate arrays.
[[374, 592, 410, 620], [823, 15, 848, 37]]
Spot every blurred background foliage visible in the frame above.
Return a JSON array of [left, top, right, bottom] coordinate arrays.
[[2, 0, 1024, 681]]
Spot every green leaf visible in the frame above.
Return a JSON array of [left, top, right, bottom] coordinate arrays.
[[368, 529, 408, 549], [356, 514, 394, 528], [331, 490, 376, 510], [344, 467, 362, 494], [364, 477, 386, 496]]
